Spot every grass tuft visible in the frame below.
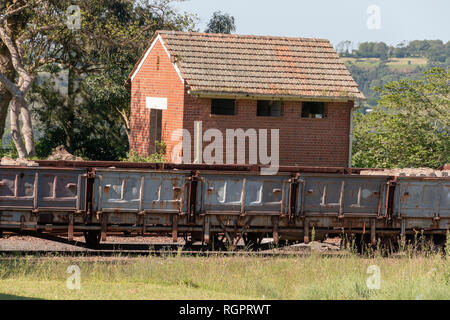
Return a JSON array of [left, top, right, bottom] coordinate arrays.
[[0, 250, 448, 300]]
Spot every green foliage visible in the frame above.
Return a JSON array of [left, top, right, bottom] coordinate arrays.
[[346, 40, 449, 61], [34, 128, 67, 159], [122, 141, 166, 163], [346, 61, 410, 106], [340, 40, 449, 106], [28, 0, 198, 161], [354, 42, 389, 59], [205, 11, 236, 34], [0, 140, 18, 158], [352, 68, 450, 168]]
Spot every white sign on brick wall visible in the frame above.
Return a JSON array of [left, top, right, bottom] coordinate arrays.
[[146, 97, 167, 110]]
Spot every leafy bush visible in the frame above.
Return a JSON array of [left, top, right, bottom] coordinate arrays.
[[352, 68, 450, 168], [33, 126, 128, 161], [0, 140, 18, 158], [121, 141, 166, 163]]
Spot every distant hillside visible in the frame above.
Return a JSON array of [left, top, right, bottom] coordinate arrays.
[[342, 57, 427, 73], [337, 40, 449, 108]]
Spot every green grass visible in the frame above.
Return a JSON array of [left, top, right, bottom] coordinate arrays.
[[343, 57, 382, 69], [342, 57, 428, 73], [0, 253, 448, 300]]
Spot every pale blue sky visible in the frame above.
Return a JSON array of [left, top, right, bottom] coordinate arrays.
[[174, 0, 450, 47]]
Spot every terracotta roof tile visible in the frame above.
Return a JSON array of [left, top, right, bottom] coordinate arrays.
[[136, 31, 365, 100]]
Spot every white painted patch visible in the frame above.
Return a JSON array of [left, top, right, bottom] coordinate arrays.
[[146, 97, 167, 110], [362, 189, 372, 198]]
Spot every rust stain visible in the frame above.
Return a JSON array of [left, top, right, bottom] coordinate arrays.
[[171, 178, 181, 199], [401, 192, 409, 203]]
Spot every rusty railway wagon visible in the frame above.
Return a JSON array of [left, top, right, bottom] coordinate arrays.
[[0, 161, 449, 249]]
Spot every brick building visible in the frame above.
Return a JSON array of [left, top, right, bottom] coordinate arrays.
[[127, 31, 364, 167]]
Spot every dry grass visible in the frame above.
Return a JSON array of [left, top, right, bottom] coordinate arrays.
[[0, 249, 448, 300], [386, 57, 427, 66]]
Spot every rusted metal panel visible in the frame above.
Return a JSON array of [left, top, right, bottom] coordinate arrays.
[[0, 167, 86, 212], [299, 174, 389, 217], [394, 177, 450, 219], [196, 172, 291, 215], [35, 160, 383, 175], [93, 169, 190, 214], [105, 212, 173, 225], [1, 164, 449, 239]]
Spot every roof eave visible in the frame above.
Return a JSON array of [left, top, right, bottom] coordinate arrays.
[[188, 90, 365, 102]]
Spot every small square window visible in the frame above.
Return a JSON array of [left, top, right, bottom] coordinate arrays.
[[301, 102, 326, 118], [257, 100, 282, 117], [211, 99, 235, 115]]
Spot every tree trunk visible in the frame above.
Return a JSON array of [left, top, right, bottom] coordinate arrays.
[[0, 3, 36, 158], [115, 106, 131, 146], [0, 90, 11, 140], [19, 96, 35, 155], [0, 43, 13, 139], [65, 67, 76, 152], [9, 96, 27, 158]]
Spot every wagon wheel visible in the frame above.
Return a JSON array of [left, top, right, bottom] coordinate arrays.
[[214, 218, 241, 250], [432, 234, 446, 253], [216, 231, 244, 251], [183, 233, 192, 247], [378, 236, 397, 255], [243, 232, 264, 251], [222, 231, 237, 250], [83, 230, 101, 248], [208, 233, 227, 251], [404, 232, 434, 252]]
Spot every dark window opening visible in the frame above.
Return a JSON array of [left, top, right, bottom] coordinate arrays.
[[257, 100, 282, 117], [301, 101, 326, 118], [211, 99, 236, 115], [149, 109, 162, 154]]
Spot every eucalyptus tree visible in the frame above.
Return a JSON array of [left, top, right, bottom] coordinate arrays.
[[0, 0, 70, 157], [0, 0, 197, 159], [205, 11, 235, 34]]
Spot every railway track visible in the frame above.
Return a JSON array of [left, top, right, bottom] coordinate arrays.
[[0, 232, 345, 257], [0, 249, 348, 258]]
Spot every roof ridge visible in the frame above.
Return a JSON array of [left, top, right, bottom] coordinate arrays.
[[157, 30, 330, 42]]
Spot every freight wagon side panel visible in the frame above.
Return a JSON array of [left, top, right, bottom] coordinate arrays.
[[394, 177, 450, 229], [0, 167, 87, 229], [0, 167, 86, 211], [298, 174, 388, 218], [93, 169, 190, 214], [196, 172, 291, 215]]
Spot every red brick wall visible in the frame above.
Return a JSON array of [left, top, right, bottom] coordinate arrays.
[[130, 39, 352, 166], [130, 38, 185, 157], [182, 95, 352, 167]]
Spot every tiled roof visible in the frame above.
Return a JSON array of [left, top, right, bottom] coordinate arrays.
[[132, 31, 365, 100]]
